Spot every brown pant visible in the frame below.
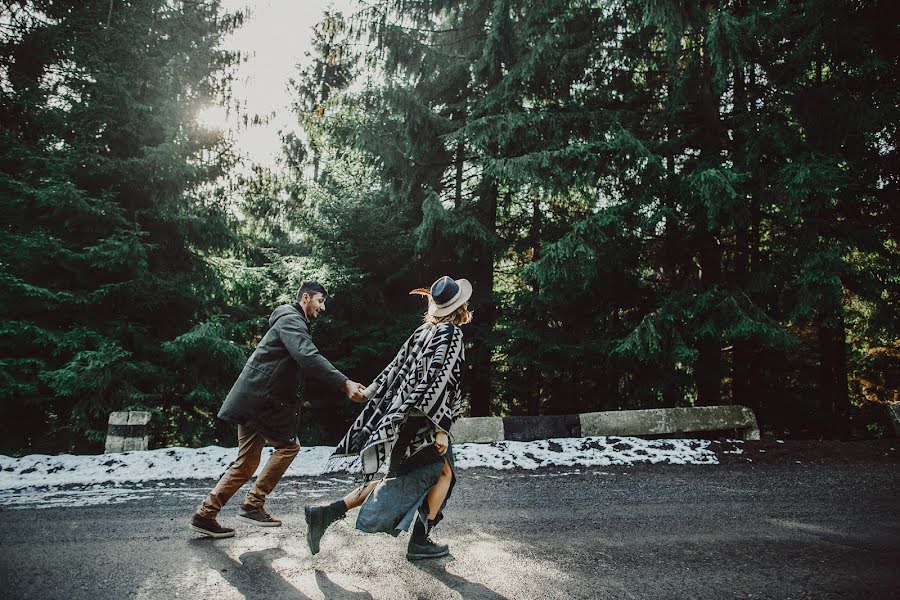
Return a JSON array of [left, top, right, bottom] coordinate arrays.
[[197, 424, 300, 519]]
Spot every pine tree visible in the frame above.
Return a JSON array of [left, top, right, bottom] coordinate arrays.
[[765, 0, 900, 437], [303, 0, 511, 416], [280, 0, 898, 437], [0, 0, 245, 452], [289, 10, 355, 183]]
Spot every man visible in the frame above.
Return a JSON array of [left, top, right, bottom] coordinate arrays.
[[190, 281, 366, 538]]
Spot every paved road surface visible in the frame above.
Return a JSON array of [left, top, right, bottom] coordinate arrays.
[[1, 459, 898, 599]]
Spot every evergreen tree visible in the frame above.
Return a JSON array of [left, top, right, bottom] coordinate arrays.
[[765, 0, 900, 437], [0, 0, 245, 452], [289, 10, 355, 183], [286, 1, 510, 417]]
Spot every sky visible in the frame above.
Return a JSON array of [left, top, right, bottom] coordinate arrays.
[[198, 0, 355, 166]]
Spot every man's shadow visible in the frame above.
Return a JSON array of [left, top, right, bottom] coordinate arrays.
[[189, 539, 373, 600], [410, 557, 510, 600], [189, 540, 309, 600]]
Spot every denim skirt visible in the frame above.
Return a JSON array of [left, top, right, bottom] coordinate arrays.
[[355, 421, 456, 536]]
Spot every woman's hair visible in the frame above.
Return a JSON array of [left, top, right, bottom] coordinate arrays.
[[424, 302, 473, 326]]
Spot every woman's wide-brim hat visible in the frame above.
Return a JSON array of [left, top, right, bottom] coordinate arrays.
[[429, 275, 473, 317]]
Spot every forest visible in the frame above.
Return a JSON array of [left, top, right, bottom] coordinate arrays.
[[1, 0, 897, 455]]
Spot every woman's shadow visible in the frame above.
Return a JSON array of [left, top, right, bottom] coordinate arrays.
[[189, 539, 372, 600], [410, 557, 509, 600]]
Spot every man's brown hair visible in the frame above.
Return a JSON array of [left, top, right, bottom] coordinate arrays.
[[296, 281, 328, 303]]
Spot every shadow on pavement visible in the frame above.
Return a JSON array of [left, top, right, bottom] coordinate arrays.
[[411, 557, 510, 600], [188, 539, 311, 600], [314, 569, 374, 599]]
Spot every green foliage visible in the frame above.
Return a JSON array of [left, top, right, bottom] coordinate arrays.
[[0, 0, 245, 453], [688, 167, 747, 229], [41, 342, 132, 402], [278, 0, 897, 435], [2, 0, 896, 452], [162, 318, 247, 377], [706, 7, 744, 93], [416, 192, 497, 261]]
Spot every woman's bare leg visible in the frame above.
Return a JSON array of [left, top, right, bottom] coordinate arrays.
[[425, 459, 453, 520], [342, 480, 379, 510]]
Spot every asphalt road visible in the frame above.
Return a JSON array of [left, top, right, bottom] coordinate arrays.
[[1, 452, 898, 599]]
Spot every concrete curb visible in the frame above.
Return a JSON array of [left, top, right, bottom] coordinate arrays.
[[453, 405, 761, 444]]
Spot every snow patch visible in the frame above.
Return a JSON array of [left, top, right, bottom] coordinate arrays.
[[455, 437, 719, 470], [0, 436, 723, 494]]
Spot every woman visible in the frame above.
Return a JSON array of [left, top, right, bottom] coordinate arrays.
[[304, 275, 472, 561]]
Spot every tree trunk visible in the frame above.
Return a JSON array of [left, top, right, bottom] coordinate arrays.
[[818, 314, 850, 439], [526, 194, 542, 416], [696, 233, 722, 406], [803, 55, 850, 439], [731, 65, 754, 410], [662, 81, 684, 408], [467, 178, 498, 417], [694, 0, 724, 407], [454, 141, 464, 211]]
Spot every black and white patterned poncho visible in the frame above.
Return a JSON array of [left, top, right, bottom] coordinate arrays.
[[324, 322, 465, 478]]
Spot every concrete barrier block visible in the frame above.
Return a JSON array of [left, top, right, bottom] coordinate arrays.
[[108, 412, 130, 426], [105, 411, 151, 453], [121, 436, 149, 452], [502, 415, 581, 442], [888, 404, 900, 437], [127, 411, 151, 426], [580, 405, 760, 440], [740, 406, 761, 440], [670, 405, 738, 430], [669, 405, 760, 440], [452, 417, 504, 444], [581, 409, 672, 437]]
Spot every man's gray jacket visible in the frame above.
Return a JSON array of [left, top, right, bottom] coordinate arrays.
[[218, 304, 348, 442]]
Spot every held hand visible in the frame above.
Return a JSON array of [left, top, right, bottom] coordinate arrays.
[[435, 431, 449, 455], [352, 383, 368, 403], [344, 379, 368, 403]]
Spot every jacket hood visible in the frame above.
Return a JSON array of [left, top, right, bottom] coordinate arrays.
[[269, 304, 308, 327]]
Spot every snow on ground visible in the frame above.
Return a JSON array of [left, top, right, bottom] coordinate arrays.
[[0, 437, 722, 493]]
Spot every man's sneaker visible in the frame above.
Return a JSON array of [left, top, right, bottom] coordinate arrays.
[[237, 504, 282, 527], [190, 514, 235, 539]]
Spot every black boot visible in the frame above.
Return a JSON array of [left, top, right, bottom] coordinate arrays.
[[304, 500, 346, 555], [406, 516, 449, 561]]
